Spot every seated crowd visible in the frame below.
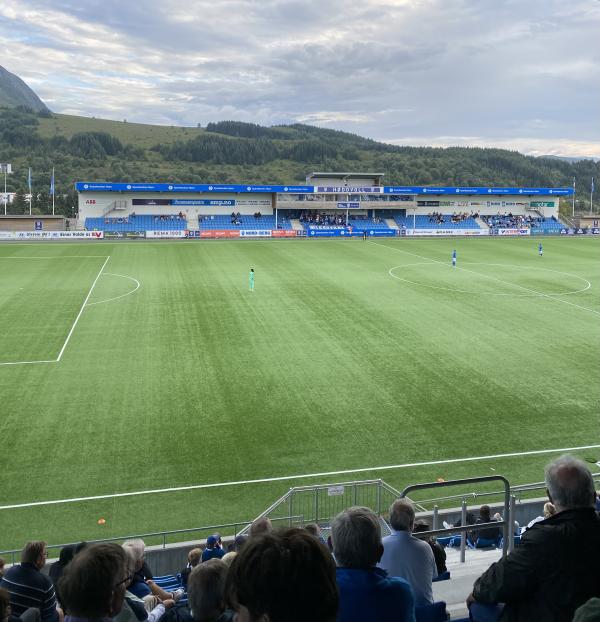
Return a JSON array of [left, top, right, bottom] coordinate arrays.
[[481, 213, 558, 229], [299, 211, 346, 226], [1, 456, 599, 622]]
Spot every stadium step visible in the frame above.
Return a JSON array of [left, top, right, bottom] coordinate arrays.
[[475, 217, 489, 229], [290, 218, 304, 231], [385, 218, 399, 229]]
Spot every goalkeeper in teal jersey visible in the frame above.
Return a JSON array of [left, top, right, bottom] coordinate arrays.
[[249, 268, 255, 291]]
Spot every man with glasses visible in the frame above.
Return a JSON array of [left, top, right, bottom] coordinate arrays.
[[59, 543, 129, 622], [0, 541, 61, 622]]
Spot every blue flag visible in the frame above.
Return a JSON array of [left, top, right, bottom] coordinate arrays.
[[592, 178, 595, 193], [50, 169, 55, 196]]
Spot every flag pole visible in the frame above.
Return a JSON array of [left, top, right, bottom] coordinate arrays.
[[51, 168, 55, 216], [28, 167, 32, 215], [572, 177, 575, 217], [591, 178, 594, 215]]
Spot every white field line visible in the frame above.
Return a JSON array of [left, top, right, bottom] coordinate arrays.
[[0, 256, 110, 259], [371, 240, 600, 316], [85, 273, 141, 306], [0, 359, 57, 367], [1, 443, 599, 511], [56, 256, 110, 361], [0, 256, 111, 367]]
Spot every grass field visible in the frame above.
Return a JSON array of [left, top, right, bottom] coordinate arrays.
[[0, 237, 599, 551]]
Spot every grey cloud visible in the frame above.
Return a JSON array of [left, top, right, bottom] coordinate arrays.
[[1, 0, 598, 156]]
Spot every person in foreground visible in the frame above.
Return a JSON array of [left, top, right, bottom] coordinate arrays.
[[0, 541, 60, 622], [378, 499, 437, 606], [225, 528, 337, 622], [332, 506, 415, 622], [467, 455, 600, 622], [59, 543, 129, 622]]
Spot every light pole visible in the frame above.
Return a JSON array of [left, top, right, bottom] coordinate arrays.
[[0, 163, 11, 215]]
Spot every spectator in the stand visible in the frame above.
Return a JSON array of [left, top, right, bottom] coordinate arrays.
[[225, 528, 337, 622], [122, 540, 182, 607], [188, 560, 233, 622], [0, 559, 4, 580], [59, 543, 128, 622], [0, 541, 59, 622], [248, 517, 272, 538], [332, 506, 415, 622], [1, 588, 11, 622], [469, 505, 501, 545], [49, 546, 76, 607], [467, 455, 600, 622], [226, 536, 247, 553], [523, 502, 556, 532], [181, 548, 202, 589], [378, 499, 436, 606], [201, 536, 225, 563], [221, 552, 237, 567], [413, 520, 447, 576], [116, 546, 174, 622]]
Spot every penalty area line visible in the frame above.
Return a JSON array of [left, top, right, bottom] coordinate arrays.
[[2, 443, 599, 511]]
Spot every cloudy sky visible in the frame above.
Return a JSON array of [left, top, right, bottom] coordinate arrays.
[[1, 0, 599, 157]]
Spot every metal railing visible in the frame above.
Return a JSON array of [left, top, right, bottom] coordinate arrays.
[[0, 515, 303, 566], [238, 479, 419, 536], [400, 476, 512, 562]]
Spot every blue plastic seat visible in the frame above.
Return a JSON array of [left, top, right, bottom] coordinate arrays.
[[415, 601, 448, 622]]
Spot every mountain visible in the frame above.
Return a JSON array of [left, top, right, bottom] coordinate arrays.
[[0, 65, 49, 112]]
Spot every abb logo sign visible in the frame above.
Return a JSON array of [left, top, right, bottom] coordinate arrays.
[[85, 199, 97, 205]]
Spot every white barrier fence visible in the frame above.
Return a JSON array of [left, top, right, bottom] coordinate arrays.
[[0, 231, 104, 239]]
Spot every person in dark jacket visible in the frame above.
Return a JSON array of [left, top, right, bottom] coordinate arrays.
[[49, 546, 76, 607], [467, 455, 600, 622]]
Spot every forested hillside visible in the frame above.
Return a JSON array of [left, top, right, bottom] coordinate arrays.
[[1, 108, 598, 217]]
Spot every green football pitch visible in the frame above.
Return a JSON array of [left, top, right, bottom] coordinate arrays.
[[0, 237, 599, 550]]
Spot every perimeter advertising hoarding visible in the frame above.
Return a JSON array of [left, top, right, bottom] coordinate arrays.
[[6, 231, 105, 239], [239, 230, 272, 237], [348, 229, 398, 237], [198, 230, 241, 238], [103, 231, 145, 239], [408, 229, 489, 236], [497, 228, 531, 236], [560, 228, 600, 235], [145, 230, 186, 238], [271, 230, 299, 238]]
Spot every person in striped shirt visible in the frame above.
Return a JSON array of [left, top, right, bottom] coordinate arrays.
[[0, 541, 60, 622]]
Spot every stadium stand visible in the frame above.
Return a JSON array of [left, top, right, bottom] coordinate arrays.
[[482, 214, 563, 231], [394, 215, 481, 230], [85, 215, 186, 232], [3, 456, 600, 622], [198, 214, 292, 230], [347, 215, 391, 230]]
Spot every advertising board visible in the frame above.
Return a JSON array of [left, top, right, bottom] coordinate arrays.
[[9, 231, 105, 239], [497, 228, 531, 236], [239, 230, 272, 237], [145, 230, 186, 238], [408, 229, 489, 236]]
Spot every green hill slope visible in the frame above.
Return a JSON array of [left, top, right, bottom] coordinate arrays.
[[1, 107, 598, 217]]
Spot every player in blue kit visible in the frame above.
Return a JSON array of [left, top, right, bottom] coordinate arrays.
[[452, 249, 457, 267], [538, 243, 543, 257]]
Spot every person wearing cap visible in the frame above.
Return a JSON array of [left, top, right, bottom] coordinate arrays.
[[202, 536, 225, 563]]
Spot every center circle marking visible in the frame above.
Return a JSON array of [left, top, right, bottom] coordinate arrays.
[[388, 262, 591, 297]]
